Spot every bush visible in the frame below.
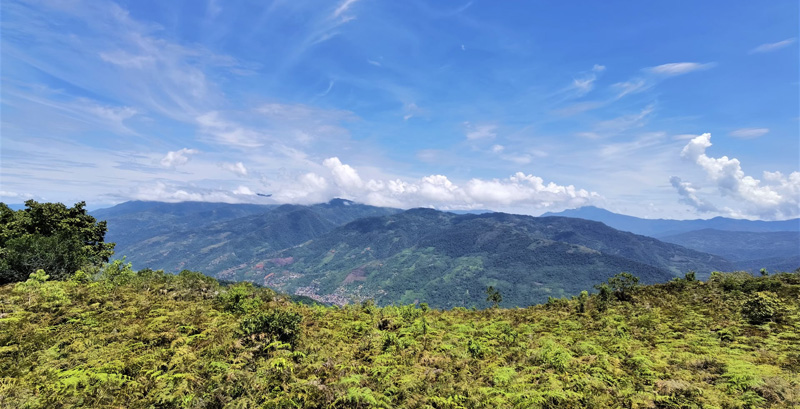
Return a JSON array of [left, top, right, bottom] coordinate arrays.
[[240, 310, 303, 348], [741, 292, 783, 325], [217, 282, 262, 314]]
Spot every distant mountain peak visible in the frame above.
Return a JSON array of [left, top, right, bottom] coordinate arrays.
[[326, 198, 355, 206]]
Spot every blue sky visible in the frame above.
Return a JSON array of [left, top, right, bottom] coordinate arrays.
[[1, 0, 798, 220]]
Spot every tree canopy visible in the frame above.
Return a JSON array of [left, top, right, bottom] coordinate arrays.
[[0, 200, 114, 284]]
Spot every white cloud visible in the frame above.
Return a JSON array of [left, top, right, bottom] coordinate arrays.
[[196, 112, 266, 148], [572, 76, 595, 95], [332, 0, 360, 18], [367, 59, 382, 67], [612, 79, 649, 98], [491, 144, 505, 153], [750, 38, 796, 54], [594, 104, 655, 135], [669, 176, 717, 213], [161, 148, 199, 167], [730, 128, 769, 139], [129, 181, 252, 203], [673, 133, 702, 141], [611, 63, 713, 99], [271, 157, 599, 211], [592, 64, 606, 72], [676, 133, 800, 219], [647, 62, 715, 76], [0, 191, 38, 201], [402, 102, 422, 121], [233, 185, 255, 195], [465, 123, 497, 140], [220, 162, 248, 177], [323, 157, 364, 190]]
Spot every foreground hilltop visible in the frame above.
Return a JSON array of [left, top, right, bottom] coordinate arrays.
[[1, 267, 798, 408]]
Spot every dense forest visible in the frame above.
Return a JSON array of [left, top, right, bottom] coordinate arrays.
[[2, 201, 799, 408]]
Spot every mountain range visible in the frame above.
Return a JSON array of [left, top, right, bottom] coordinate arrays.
[[543, 206, 799, 273], [90, 199, 786, 308], [542, 206, 800, 236], [251, 209, 729, 308]]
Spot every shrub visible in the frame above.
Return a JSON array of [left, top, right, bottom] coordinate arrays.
[[741, 292, 783, 325], [240, 309, 303, 348], [217, 282, 262, 314]]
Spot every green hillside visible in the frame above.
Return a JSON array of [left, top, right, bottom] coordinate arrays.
[[1, 266, 798, 408], [659, 229, 800, 273], [246, 209, 731, 308], [103, 200, 402, 275]]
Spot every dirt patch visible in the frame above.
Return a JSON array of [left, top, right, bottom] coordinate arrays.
[[342, 267, 368, 285], [268, 257, 295, 266]]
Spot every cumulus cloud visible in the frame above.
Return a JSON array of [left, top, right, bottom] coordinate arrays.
[[674, 133, 800, 219], [323, 157, 363, 190], [730, 128, 769, 139], [750, 38, 796, 54], [220, 161, 248, 177], [647, 62, 715, 76], [272, 157, 600, 211], [129, 181, 250, 203], [233, 185, 255, 195], [160, 148, 199, 167], [669, 176, 718, 213]]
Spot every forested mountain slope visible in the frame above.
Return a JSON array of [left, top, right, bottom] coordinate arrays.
[[91, 201, 277, 250], [98, 199, 401, 274], [659, 229, 800, 273], [249, 209, 731, 307]]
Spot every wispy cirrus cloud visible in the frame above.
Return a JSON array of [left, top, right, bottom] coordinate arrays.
[[647, 62, 715, 76], [610, 62, 715, 99], [730, 128, 769, 139], [750, 38, 796, 54], [332, 0, 361, 19]]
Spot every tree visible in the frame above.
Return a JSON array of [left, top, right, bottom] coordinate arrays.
[[486, 286, 502, 308], [595, 272, 640, 303], [0, 200, 114, 284]]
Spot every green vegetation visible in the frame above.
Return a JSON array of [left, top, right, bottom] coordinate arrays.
[[2, 268, 798, 408], [94, 202, 737, 307], [2, 201, 798, 407], [1, 200, 114, 284], [659, 229, 800, 273], [96, 200, 400, 276], [255, 209, 731, 308]]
